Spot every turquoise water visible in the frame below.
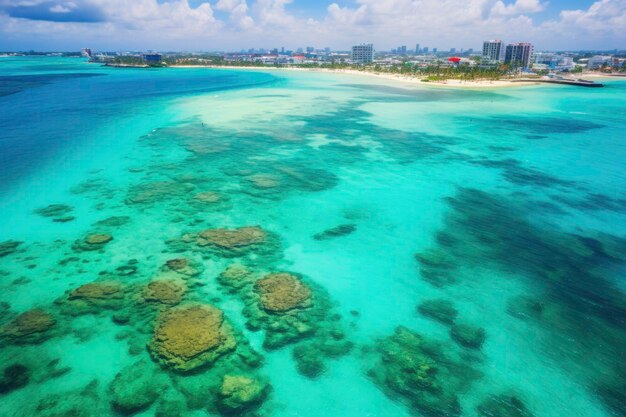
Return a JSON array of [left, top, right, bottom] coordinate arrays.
[[1, 56, 625, 417]]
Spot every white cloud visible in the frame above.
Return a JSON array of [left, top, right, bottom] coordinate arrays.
[[0, 0, 624, 50], [491, 0, 546, 16]]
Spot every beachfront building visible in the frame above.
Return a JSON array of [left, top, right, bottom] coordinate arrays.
[[534, 52, 575, 71], [482, 40, 505, 62], [143, 54, 162, 64], [587, 55, 614, 69], [351, 44, 374, 64], [505, 43, 533, 68]]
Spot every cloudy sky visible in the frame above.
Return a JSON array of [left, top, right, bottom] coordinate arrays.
[[0, 0, 624, 51]]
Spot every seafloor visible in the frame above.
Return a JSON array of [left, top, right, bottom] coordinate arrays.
[[0, 57, 625, 417]]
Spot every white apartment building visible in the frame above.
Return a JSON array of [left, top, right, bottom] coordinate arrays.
[[351, 44, 374, 64], [482, 40, 505, 62]]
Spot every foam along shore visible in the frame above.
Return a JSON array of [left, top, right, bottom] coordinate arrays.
[[169, 65, 542, 89]]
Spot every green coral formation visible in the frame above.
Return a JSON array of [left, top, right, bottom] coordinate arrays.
[[367, 326, 482, 417], [450, 323, 486, 349], [215, 264, 352, 377], [0, 364, 30, 394], [217, 375, 269, 414], [417, 299, 458, 325], [415, 248, 458, 287], [36, 381, 107, 417], [109, 360, 169, 414], [218, 264, 256, 292], [292, 343, 326, 378]]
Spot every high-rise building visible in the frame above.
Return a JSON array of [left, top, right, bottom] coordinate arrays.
[[482, 40, 505, 62], [306, 46, 314, 53], [433, 48, 438, 53], [351, 43, 374, 64], [450, 48, 456, 53], [398, 45, 407, 55], [415, 44, 420, 54], [505, 43, 534, 68], [423, 47, 429, 53]]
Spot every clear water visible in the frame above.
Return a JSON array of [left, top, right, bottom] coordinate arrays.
[[0, 56, 625, 417]]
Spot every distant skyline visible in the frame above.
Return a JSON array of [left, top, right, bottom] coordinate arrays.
[[0, 0, 625, 51]]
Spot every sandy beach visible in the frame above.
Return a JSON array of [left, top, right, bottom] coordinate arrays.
[[170, 65, 542, 89]]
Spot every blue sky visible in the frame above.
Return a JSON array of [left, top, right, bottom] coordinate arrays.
[[0, 0, 624, 51]]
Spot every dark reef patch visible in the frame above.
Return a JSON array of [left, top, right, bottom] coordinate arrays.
[[470, 158, 577, 189], [0, 73, 104, 97], [216, 264, 352, 374], [552, 192, 626, 213], [0, 240, 22, 258], [417, 186, 626, 415], [476, 394, 535, 417], [479, 116, 603, 136], [366, 326, 482, 417], [313, 224, 357, 240], [417, 299, 458, 325]]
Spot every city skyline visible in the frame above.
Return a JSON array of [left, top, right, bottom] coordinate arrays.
[[0, 0, 625, 52]]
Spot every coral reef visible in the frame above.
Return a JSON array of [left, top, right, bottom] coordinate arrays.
[[94, 216, 130, 227], [126, 181, 194, 205], [175, 226, 277, 258], [254, 273, 312, 313], [450, 323, 486, 349], [0, 240, 22, 258], [149, 304, 237, 372], [367, 326, 482, 417], [218, 264, 256, 292], [0, 364, 30, 394], [292, 344, 326, 378], [72, 233, 113, 252], [415, 249, 458, 287], [109, 360, 169, 414], [417, 299, 458, 325], [64, 281, 125, 314], [37, 380, 106, 417], [197, 227, 266, 250], [2, 308, 56, 344], [34, 204, 74, 222], [143, 279, 187, 305], [217, 375, 269, 414]]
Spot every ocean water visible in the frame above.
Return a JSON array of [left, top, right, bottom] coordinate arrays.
[[0, 56, 625, 417]]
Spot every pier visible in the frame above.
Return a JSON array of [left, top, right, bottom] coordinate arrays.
[[513, 78, 604, 87]]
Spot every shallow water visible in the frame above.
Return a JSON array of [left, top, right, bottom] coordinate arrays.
[[0, 57, 625, 417]]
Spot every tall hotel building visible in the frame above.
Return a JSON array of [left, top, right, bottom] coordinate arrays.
[[482, 40, 505, 62], [351, 44, 374, 64], [505, 43, 534, 68]]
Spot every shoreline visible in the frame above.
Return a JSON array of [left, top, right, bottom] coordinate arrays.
[[169, 65, 541, 89]]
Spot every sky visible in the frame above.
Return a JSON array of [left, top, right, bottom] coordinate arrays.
[[0, 0, 624, 51]]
